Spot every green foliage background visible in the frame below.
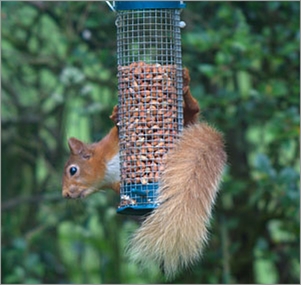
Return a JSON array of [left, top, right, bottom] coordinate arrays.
[[1, 1, 300, 284]]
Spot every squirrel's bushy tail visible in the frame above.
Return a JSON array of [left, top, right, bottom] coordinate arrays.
[[126, 123, 227, 280]]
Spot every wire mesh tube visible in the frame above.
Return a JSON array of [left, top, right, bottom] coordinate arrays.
[[115, 4, 184, 215]]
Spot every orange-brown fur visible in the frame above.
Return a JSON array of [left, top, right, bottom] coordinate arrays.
[[62, 68, 226, 279], [62, 126, 119, 198]]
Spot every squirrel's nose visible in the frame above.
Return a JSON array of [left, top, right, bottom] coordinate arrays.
[[63, 192, 71, 199]]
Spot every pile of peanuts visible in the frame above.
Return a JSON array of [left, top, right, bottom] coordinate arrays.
[[118, 61, 182, 185]]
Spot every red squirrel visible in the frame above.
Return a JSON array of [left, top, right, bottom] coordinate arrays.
[[62, 68, 227, 280]]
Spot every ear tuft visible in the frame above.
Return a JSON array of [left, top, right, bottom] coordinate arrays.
[[68, 137, 85, 155], [68, 137, 93, 159]]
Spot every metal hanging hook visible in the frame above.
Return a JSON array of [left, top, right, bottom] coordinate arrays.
[[106, 1, 116, 12]]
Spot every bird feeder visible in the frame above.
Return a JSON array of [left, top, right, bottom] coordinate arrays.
[[114, 1, 186, 215]]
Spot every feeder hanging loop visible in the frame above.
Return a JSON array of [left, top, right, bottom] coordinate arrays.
[[115, 1, 186, 215], [106, 1, 116, 12]]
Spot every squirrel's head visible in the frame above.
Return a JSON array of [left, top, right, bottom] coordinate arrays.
[[62, 137, 106, 199]]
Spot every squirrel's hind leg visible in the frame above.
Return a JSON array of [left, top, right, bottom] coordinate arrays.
[[182, 68, 200, 126], [109, 105, 119, 125]]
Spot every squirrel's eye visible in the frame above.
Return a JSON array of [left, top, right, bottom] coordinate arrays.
[[69, 166, 77, 176]]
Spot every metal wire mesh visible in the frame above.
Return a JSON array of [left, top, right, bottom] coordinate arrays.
[[116, 9, 183, 214]]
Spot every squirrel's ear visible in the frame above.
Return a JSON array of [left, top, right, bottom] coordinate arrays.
[[68, 137, 93, 159], [68, 137, 85, 155]]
